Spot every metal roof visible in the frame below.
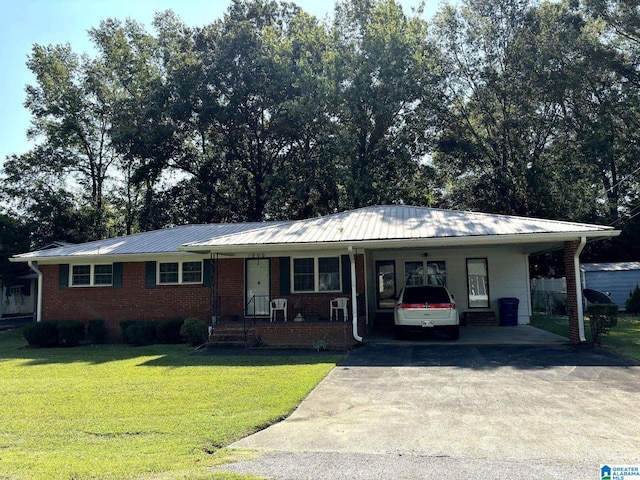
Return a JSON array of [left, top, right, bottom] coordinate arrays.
[[581, 262, 640, 272], [13, 205, 618, 261], [13, 223, 279, 260], [183, 205, 618, 249]]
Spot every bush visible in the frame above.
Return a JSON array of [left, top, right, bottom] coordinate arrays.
[[587, 303, 618, 345], [125, 321, 157, 346], [180, 318, 207, 347], [625, 285, 640, 314], [88, 319, 107, 344], [23, 322, 58, 348], [119, 320, 137, 343], [57, 321, 85, 347], [156, 318, 185, 344]]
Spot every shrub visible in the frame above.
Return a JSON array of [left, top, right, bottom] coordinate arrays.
[[125, 321, 157, 346], [119, 320, 137, 343], [88, 319, 107, 344], [625, 285, 640, 314], [587, 303, 618, 345], [180, 318, 207, 347], [57, 321, 85, 347], [23, 321, 58, 348], [156, 318, 185, 344]]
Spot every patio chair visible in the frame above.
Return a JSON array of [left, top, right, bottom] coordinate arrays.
[[330, 297, 349, 322], [270, 298, 288, 322]]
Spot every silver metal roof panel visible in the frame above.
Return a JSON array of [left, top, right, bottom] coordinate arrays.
[[184, 205, 616, 248], [14, 222, 280, 259]]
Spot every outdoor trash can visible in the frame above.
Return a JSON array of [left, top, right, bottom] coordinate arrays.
[[499, 297, 519, 326]]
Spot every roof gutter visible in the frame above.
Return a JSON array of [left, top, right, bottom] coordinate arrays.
[[574, 237, 587, 343], [27, 261, 43, 323]]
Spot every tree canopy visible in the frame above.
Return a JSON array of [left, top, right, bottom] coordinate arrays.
[[1, 0, 639, 266]]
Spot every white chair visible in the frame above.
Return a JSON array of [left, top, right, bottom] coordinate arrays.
[[270, 298, 288, 322], [330, 297, 349, 322]]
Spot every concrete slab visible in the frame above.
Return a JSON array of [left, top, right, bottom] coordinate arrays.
[[367, 325, 570, 346], [218, 342, 640, 479]]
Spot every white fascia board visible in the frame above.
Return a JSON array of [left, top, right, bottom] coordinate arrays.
[[10, 251, 210, 265]]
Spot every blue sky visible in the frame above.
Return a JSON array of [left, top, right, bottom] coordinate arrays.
[[0, 0, 443, 165]]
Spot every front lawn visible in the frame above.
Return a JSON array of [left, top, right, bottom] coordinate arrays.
[[0, 328, 343, 479], [531, 313, 640, 360]]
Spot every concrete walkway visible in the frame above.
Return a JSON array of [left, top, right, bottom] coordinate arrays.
[[214, 327, 640, 479]]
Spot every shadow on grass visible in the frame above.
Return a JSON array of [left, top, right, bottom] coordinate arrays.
[[0, 328, 345, 367]]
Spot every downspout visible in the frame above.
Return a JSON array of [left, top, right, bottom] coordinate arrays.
[[27, 261, 43, 323], [348, 247, 363, 342], [574, 237, 587, 343]]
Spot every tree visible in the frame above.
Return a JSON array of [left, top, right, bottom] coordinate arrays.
[[21, 43, 122, 240], [0, 214, 32, 288], [431, 0, 574, 216], [329, 0, 440, 209]]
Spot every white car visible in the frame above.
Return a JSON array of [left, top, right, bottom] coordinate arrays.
[[394, 285, 460, 340]]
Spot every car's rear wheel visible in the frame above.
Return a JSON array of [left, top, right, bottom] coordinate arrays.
[[448, 326, 460, 340]]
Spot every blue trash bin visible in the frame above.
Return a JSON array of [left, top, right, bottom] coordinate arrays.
[[499, 298, 519, 326]]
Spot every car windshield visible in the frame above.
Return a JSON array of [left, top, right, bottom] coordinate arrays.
[[402, 286, 450, 304]]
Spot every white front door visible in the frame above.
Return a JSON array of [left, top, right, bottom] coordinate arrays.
[[246, 259, 271, 316]]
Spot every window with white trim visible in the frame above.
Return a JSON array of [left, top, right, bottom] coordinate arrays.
[[404, 260, 447, 286], [293, 256, 341, 292], [158, 261, 203, 285], [467, 258, 489, 308], [71, 264, 113, 287]]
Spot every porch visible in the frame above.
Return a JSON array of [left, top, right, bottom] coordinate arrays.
[[204, 293, 365, 349]]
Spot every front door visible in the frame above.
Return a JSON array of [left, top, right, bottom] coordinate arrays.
[[376, 260, 396, 309], [246, 259, 271, 316]]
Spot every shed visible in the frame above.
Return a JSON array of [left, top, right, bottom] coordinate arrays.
[[581, 262, 640, 310]]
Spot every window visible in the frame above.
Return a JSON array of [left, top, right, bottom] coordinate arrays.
[[94, 265, 113, 285], [405, 261, 423, 286], [71, 264, 112, 287], [158, 261, 202, 285], [318, 257, 340, 291], [182, 261, 203, 283], [404, 261, 447, 286], [467, 258, 489, 308], [72, 265, 91, 286], [293, 256, 341, 292], [426, 261, 447, 286], [293, 258, 315, 292]]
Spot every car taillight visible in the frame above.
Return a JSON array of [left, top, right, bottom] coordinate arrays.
[[428, 303, 455, 310], [397, 303, 426, 309]]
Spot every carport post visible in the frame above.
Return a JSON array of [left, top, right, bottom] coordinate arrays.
[[564, 238, 586, 344]]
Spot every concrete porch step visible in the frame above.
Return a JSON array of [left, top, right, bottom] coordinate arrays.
[[205, 325, 257, 348]]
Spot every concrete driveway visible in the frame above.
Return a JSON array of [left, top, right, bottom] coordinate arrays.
[[215, 327, 640, 479]]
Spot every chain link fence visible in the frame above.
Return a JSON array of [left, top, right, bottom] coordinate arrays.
[[531, 278, 567, 317]]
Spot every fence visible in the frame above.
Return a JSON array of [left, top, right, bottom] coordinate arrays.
[[531, 277, 567, 317]]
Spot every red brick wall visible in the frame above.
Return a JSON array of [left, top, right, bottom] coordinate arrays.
[[39, 254, 366, 342], [563, 240, 582, 344], [216, 258, 246, 319], [255, 321, 363, 349], [41, 263, 211, 340]]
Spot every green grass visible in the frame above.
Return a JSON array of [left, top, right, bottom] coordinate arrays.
[[531, 312, 640, 360], [0, 328, 344, 479]]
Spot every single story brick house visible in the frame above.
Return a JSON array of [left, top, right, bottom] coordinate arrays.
[[11, 205, 619, 347]]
